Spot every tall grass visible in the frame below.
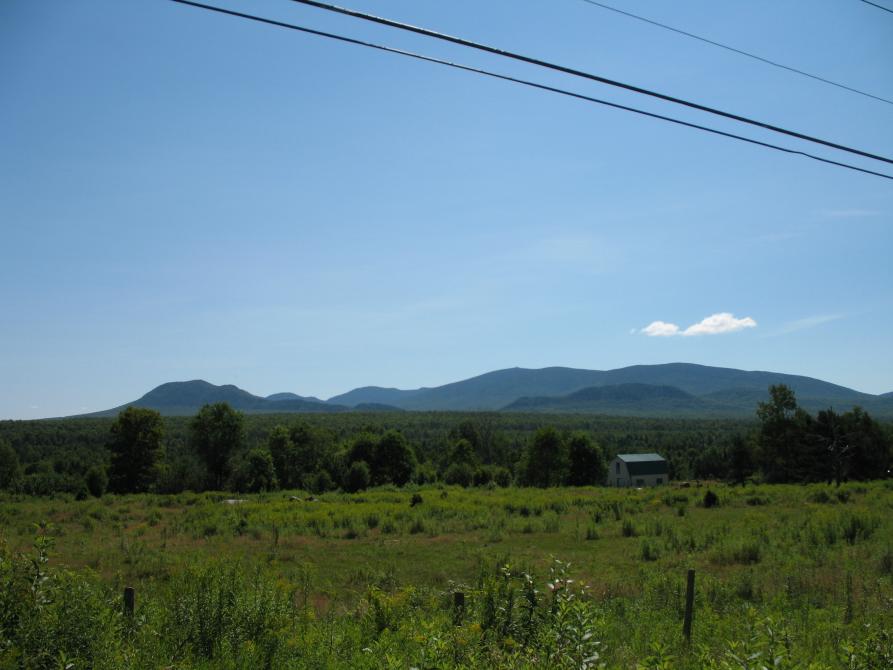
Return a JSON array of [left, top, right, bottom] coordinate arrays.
[[1, 481, 892, 667]]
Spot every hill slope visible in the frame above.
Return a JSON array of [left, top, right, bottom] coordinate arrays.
[[81, 364, 893, 418], [327, 364, 889, 415], [504, 383, 727, 416], [84, 381, 348, 417]]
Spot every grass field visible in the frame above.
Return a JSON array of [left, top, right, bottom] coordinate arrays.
[[2, 481, 892, 668]]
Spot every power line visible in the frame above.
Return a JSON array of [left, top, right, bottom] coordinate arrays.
[[285, 0, 893, 167], [166, 0, 893, 181], [578, 0, 893, 106], [861, 0, 893, 15]]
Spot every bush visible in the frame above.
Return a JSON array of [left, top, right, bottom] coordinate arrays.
[[880, 547, 893, 576], [492, 467, 513, 488], [309, 469, 335, 494], [703, 490, 720, 508], [842, 514, 878, 545], [444, 462, 474, 487], [639, 539, 660, 562], [85, 466, 108, 497], [344, 461, 371, 493], [413, 462, 437, 485], [473, 467, 493, 487], [410, 493, 423, 507], [809, 489, 833, 504]]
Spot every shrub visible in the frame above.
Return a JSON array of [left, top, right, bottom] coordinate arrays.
[[703, 490, 720, 508], [711, 542, 762, 565], [732, 542, 762, 564], [622, 519, 638, 537], [410, 493, 423, 507], [663, 493, 689, 507], [842, 514, 878, 545], [639, 539, 660, 561], [85, 466, 108, 497], [444, 462, 474, 487], [344, 461, 371, 493], [492, 467, 513, 488], [880, 547, 893, 576], [473, 467, 493, 487], [809, 489, 833, 504], [413, 462, 437, 485], [310, 469, 335, 494]]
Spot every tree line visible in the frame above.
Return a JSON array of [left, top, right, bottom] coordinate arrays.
[[0, 385, 889, 496]]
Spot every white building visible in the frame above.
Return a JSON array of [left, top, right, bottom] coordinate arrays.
[[607, 453, 669, 487]]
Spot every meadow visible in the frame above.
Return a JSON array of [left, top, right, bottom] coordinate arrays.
[[2, 480, 891, 668]]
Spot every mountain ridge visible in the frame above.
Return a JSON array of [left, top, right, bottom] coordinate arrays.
[[76, 364, 893, 418]]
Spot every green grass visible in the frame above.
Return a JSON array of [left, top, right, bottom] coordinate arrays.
[[1, 480, 892, 668]]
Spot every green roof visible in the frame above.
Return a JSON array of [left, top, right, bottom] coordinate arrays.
[[618, 453, 665, 463]]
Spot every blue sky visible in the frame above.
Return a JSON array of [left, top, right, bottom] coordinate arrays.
[[1, 0, 891, 419]]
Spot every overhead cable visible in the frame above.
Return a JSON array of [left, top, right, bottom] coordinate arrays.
[[861, 0, 893, 15], [578, 0, 893, 106], [284, 0, 893, 166], [166, 0, 893, 181]]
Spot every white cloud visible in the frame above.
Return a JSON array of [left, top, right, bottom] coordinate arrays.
[[640, 312, 757, 337], [682, 312, 757, 336], [641, 321, 681, 337]]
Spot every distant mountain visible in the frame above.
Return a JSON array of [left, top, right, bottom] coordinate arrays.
[[882, 391, 893, 398], [266, 392, 325, 404], [327, 386, 425, 407], [325, 364, 890, 415], [84, 380, 348, 417], [352, 402, 406, 412], [504, 384, 725, 416], [81, 364, 893, 419]]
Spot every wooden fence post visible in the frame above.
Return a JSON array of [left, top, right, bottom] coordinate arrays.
[[683, 569, 695, 643], [124, 586, 135, 617]]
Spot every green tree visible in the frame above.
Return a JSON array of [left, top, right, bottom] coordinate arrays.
[[565, 432, 606, 486], [813, 408, 851, 485], [344, 460, 371, 493], [837, 407, 890, 481], [108, 407, 165, 493], [522, 426, 568, 488], [728, 434, 755, 485], [267, 425, 296, 488], [449, 438, 477, 466], [0, 439, 21, 491], [444, 462, 474, 487], [372, 430, 416, 486], [85, 465, 108, 497], [756, 385, 815, 483], [309, 469, 335, 494], [231, 448, 278, 493], [288, 421, 335, 489], [347, 432, 378, 467], [190, 403, 244, 490]]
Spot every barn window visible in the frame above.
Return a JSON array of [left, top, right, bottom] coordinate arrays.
[[636, 479, 644, 486], [656, 478, 663, 485], [615, 462, 620, 474]]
